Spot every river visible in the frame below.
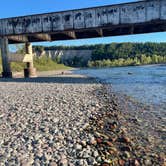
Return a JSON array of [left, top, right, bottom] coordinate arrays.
[[74, 64, 166, 112], [74, 64, 166, 154]]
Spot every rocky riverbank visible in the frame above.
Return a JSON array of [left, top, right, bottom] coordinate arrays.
[[0, 74, 165, 165], [86, 85, 165, 166]]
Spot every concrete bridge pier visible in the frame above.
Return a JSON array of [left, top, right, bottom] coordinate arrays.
[[24, 42, 37, 78], [0, 37, 12, 78]]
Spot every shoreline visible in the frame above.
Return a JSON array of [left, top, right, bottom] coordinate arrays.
[[86, 82, 165, 166], [12, 69, 76, 78], [79, 63, 166, 70], [0, 72, 165, 165], [70, 70, 165, 165]]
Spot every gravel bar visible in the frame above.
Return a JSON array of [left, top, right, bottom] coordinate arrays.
[[0, 74, 165, 166], [0, 74, 104, 166]]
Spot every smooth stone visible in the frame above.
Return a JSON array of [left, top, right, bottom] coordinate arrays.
[[59, 158, 68, 166], [50, 161, 58, 166], [93, 150, 99, 158], [87, 157, 96, 165], [75, 144, 82, 151]]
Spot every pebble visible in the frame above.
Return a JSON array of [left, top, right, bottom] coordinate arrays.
[[87, 157, 96, 165], [50, 162, 58, 166], [75, 144, 82, 151], [0, 75, 101, 165], [59, 158, 68, 166], [124, 151, 130, 158], [93, 150, 99, 158], [0, 74, 164, 166], [119, 159, 125, 166], [134, 159, 140, 166], [144, 158, 152, 165]]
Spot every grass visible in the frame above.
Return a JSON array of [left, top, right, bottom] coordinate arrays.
[[11, 62, 26, 72], [34, 56, 71, 71], [0, 56, 72, 73]]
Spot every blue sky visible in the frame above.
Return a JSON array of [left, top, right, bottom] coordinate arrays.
[[0, 0, 165, 49]]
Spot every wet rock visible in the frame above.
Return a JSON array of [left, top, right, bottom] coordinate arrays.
[[118, 136, 131, 144], [119, 159, 125, 166], [123, 151, 130, 158], [96, 138, 102, 144], [121, 146, 132, 152], [133, 159, 140, 166], [109, 147, 118, 155], [106, 141, 113, 147], [110, 121, 118, 130]]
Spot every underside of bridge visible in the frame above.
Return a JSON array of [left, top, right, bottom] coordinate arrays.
[[6, 21, 166, 44], [0, 0, 166, 78]]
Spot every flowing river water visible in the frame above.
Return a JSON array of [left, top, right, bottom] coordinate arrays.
[[74, 65, 166, 112], [74, 64, 166, 155]]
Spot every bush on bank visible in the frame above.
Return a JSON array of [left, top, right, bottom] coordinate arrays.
[[34, 56, 71, 71], [34, 42, 166, 67], [88, 54, 166, 68]]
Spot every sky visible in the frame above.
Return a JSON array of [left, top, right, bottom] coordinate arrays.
[[0, 0, 165, 49]]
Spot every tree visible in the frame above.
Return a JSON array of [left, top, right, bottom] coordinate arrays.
[[15, 44, 25, 54]]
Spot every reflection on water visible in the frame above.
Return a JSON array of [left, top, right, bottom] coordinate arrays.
[[74, 65, 166, 109]]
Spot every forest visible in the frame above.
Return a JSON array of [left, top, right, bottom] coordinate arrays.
[[34, 42, 166, 67]]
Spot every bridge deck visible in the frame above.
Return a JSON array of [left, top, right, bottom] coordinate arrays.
[[0, 0, 165, 44]]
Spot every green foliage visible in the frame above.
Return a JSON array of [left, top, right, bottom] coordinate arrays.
[[11, 62, 26, 72], [33, 46, 44, 53], [34, 56, 71, 71], [0, 56, 71, 73], [63, 56, 87, 67], [0, 42, 165, 72], [54, 55, 61, 64], [91, 42, 166, 61], [15, 44, 25, 54], [88, 55, 166, 68], [33, 42, 166, 67]]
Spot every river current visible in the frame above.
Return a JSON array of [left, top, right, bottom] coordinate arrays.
[[74, 65, 166, 112]]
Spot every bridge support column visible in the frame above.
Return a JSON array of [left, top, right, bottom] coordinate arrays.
[[24, 42, 37, 78], [0, 37, 12, 78]]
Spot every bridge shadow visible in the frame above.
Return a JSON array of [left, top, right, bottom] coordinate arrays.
[[0, 76, 97, 84]]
